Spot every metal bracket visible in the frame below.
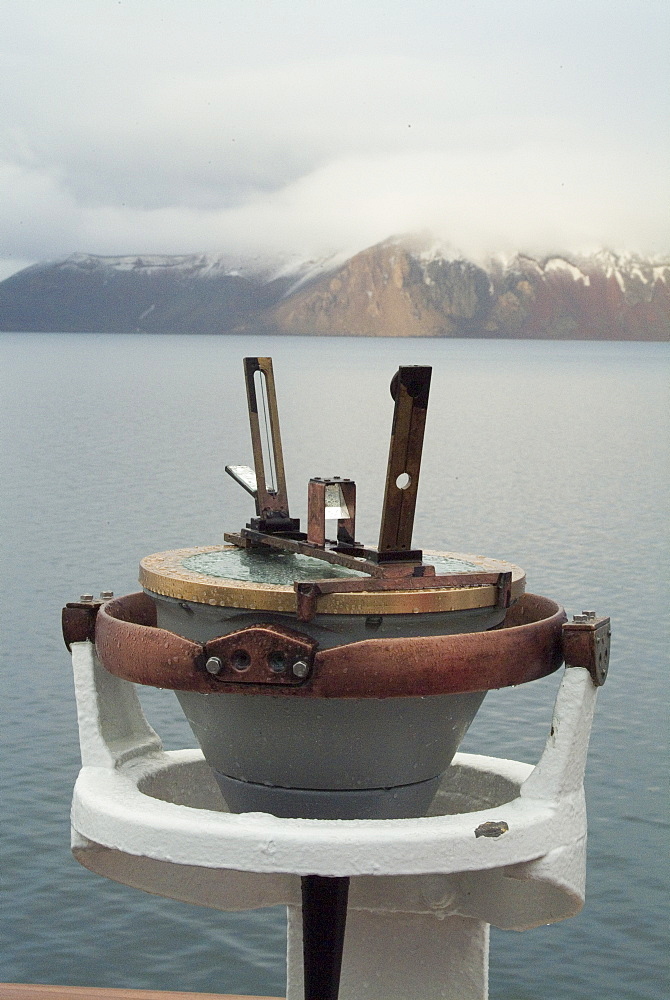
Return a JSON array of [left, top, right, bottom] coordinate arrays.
[[307, 478, 357, 547], [62, 597, 104, 650], [202, 623, 318, 685], [496, 571, 513, 609], [295, 570, 513, 623], [562, 612, 611, 686]]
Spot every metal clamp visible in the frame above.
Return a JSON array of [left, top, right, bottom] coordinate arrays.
[[62, 593, 114, 650], [295, 570, 513, 623], [562, 612, 611, 686], [203, 624, 317, 684]]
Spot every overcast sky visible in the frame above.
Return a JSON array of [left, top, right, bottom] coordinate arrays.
[[1, 0, 668, 279]]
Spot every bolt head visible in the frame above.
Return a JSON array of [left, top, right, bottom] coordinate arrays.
[[292, 659, 309, 679], [100, 591, 114, 600], [205, 656, 224, 676], [79, 594, 94, 603]]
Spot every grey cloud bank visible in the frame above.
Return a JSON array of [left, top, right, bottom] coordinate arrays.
[[1, 0, 668, 281]]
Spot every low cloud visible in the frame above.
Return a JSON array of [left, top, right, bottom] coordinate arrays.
[[3, 141, 667, 273], [1, 0, 668, 276]]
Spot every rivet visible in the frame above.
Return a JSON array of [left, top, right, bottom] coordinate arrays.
[[292, 660, 309, 679], [205, 656, 223, 675]]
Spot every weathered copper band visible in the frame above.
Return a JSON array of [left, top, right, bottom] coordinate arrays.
[[94, 592, 566, 698]]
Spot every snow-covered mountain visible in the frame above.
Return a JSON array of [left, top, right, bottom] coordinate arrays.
[[1, 239, 668, 340], [48, 250, 313, 283], [0, 251, 311, 334]]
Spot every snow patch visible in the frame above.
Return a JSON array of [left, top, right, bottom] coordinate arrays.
[[57, 251, 289, 282], [544, 258, 590, 286], [279, 248, 359, 296]]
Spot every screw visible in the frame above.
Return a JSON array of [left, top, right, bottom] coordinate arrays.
[[205, 656, 223, 675], [100, 590, 114, 600], [79, 594, 94, 603], [292, 660, 309, 678]]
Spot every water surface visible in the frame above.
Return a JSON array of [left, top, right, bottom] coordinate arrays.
[[1, 333, 667, 998]]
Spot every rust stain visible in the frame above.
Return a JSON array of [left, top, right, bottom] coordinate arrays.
[[474, 821, 510, 839]]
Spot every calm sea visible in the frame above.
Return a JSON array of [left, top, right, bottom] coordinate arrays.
[[1, 333, 668, 999]]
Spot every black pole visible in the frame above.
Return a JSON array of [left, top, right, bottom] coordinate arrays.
[[301, 874, 350, 1000]]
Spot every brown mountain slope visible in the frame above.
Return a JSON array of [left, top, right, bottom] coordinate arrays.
[[266, 242, 492, 337], [256, 241, 669, 340]]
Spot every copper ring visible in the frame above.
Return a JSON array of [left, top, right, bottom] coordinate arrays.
[[95, 592, 566, 698]]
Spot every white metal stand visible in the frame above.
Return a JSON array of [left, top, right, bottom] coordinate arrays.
[[70, 641, 598, 1000]]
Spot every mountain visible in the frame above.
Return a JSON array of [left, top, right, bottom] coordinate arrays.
[[0, 252, 300, 335], [1, 239, 668, 340], [260, 240, 670, 341]]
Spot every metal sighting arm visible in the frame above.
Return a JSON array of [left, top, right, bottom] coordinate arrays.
[[377, 366, 432, 562], [226, 357, 300, 535], [243, 357, 290, 522], [227, 359, 431, 567], [225, 358, 512, 621]]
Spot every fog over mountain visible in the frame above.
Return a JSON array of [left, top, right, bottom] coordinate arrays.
[[1, 3, 668, 283], [2, 236, 667, 341]]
